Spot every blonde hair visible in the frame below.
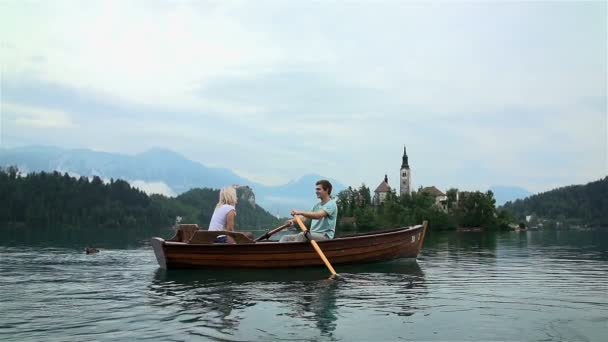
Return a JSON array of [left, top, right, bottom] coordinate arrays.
[[216, 186, 237, 208]]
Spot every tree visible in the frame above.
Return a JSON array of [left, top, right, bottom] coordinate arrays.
[[0, 169, 279, 231], [455, 191, 497, 228], [357, 184, 372, 208], [502, 177, 608, 228], [446, 188, 458, 211]]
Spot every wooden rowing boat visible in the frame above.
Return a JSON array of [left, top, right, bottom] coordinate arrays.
[[151, 221, 427, 269]]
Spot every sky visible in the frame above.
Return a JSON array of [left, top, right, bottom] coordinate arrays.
[[1, 0, 606, 194]]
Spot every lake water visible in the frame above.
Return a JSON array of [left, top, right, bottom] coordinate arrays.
[[1, 230, 607, 341]]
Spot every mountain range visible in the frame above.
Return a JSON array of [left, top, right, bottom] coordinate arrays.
[[0, 146, 344, 217], [489, 185, 532, 206], [0, 145, 532, 215]]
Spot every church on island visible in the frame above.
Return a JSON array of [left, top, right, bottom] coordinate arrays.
[[373, 146, 447, 211]]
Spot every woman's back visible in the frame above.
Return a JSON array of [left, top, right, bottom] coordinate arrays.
[[208, 204, 236, 231]]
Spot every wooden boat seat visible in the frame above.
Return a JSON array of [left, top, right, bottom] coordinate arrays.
[[187, 230, 255, 244], [168, 224, 201, 242]]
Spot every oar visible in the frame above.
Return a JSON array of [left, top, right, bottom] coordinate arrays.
[[293, 215, 338, 277], [255, 223, 291, 242]]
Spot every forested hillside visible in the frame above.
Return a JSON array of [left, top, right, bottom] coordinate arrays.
[[0, 167, 279, 231], [501, 177, 608, 228]]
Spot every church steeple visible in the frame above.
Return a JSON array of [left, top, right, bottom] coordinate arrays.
[[400, 145, 411, 196], [401, 146, 409, 169]]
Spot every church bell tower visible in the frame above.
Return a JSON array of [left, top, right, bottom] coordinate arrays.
[[400, 146, 411, 196]]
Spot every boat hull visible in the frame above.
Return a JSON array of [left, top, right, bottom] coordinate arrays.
[[151, 223, 427, 269]]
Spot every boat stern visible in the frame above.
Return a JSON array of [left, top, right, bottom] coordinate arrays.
[[417, 221, 428, 256], [151, 237, 167, 269]]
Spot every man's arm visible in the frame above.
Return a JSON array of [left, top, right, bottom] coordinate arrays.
[[292, 209, 328, 220], [286, 209, 326, 226]]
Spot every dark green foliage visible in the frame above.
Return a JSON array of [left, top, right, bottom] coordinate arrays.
[[335, 184, 504, 232], [501, 177, 608, 228], [153, 188, 280, 230], [455, 191, 497, 228], [0, 167, 279, 231]]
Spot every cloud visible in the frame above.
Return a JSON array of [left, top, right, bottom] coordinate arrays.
[[1, 1, 606, 194], [1, 0, 283, 110], [3, 102, 74, 128], [129, 180, 176, 197]]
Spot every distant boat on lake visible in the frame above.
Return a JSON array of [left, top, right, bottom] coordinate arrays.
[[151, 222, 428, 269], [85, 247, 99, 254]]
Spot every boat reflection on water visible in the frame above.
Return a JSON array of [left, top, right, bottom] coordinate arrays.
[[148, 260, 426, 339]]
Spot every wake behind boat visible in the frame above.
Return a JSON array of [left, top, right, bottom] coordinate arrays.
[[151, 222, 427, 269]]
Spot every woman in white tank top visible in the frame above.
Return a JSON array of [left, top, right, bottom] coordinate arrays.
[[208, 186, 237, 231]]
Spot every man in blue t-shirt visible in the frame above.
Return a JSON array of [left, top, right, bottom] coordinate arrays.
[[279, 179, 338, 242]]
